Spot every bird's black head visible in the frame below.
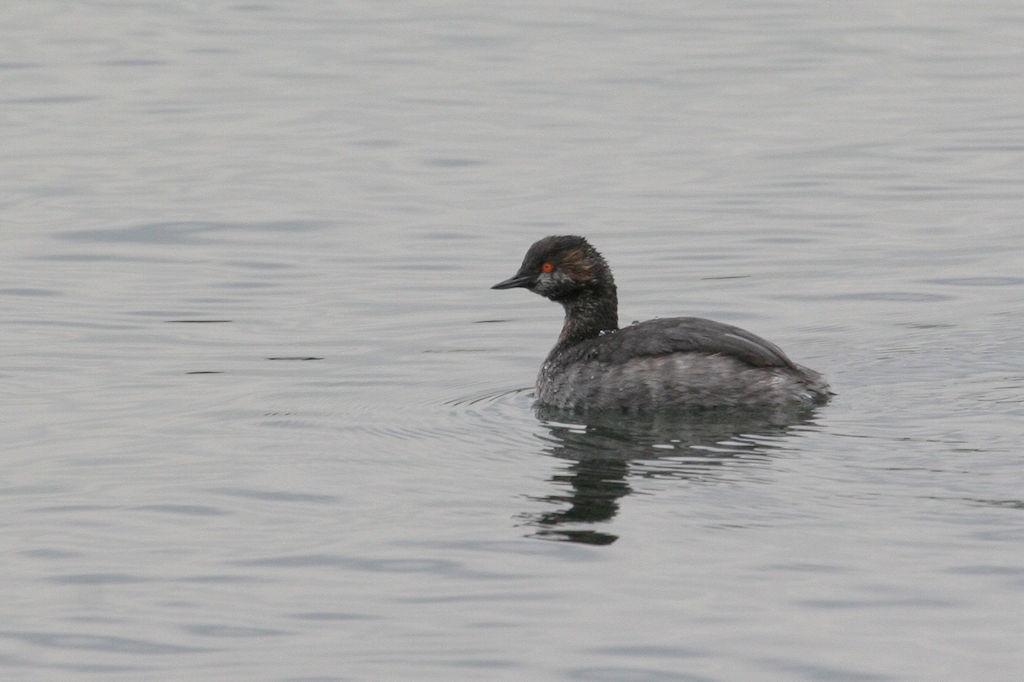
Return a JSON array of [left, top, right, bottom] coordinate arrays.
[[491, 235, 614, 303]]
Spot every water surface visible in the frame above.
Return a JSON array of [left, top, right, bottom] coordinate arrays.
[[2, 2, 1023, 680]]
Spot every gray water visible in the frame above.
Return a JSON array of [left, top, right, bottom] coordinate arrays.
[[3, 2, 1023, 680]]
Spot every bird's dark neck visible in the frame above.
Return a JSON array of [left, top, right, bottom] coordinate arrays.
[[554, 284, 619, 349]]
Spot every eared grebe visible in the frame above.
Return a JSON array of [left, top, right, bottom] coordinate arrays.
[[492, 235, 831, 413]]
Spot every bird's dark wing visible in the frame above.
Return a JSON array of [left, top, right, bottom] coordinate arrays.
[[587, 317, 799, 369]]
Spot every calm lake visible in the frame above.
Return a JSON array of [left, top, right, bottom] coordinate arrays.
[[3, 2, 1023, 680]]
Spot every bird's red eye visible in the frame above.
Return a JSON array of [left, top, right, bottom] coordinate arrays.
[[541, 262, 555, 273]]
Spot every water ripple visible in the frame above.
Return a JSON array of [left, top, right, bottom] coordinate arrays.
[[0, 631, 212, 655], [55, 220, 327, 246]]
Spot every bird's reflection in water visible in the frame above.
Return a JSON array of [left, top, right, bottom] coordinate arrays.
[[524, 404, 822, 545]]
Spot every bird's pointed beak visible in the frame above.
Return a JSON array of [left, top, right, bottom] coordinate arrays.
[[491, 272, 533, 290]]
